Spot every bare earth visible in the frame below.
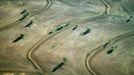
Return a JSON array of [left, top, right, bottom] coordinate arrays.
[[0, 0, 134, 75]]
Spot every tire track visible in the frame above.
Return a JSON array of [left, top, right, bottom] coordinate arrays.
[[30, 0, 53, 16], [85, 47, 100, 75], [85, 31, 134, 75], [0, 0, 52, 32], [27, 21, 71, 74], [82, 0, 110, 23], [0, 0, 53, 74], [99, 0, 110, 15], [29, 0, 49, 13]]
